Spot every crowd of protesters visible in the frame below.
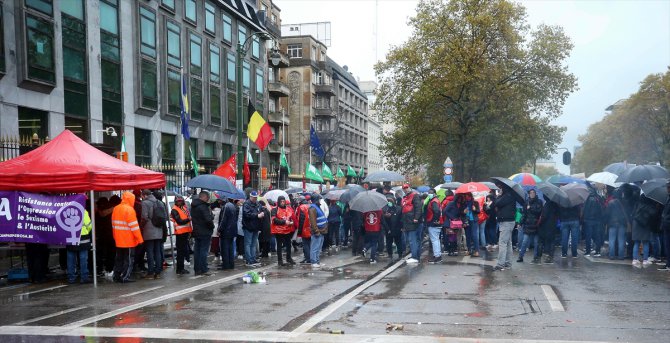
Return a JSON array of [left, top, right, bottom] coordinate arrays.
[[24, 177, 670, 284]]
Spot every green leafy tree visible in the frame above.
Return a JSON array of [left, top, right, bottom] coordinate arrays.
[[375, 0, 577, 182], [572, 68, 669, 174]]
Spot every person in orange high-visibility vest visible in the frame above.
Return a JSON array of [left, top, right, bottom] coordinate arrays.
[[171, 196, 193, 274], [112, 191, 144, 283]]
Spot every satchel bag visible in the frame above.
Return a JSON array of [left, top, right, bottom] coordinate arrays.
[[449, 219, 464, 229]]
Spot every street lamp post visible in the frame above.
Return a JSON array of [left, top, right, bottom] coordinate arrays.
[[235, 32, 281, 178]]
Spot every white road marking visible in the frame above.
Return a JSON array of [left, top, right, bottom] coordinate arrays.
[[0, 326, 617, 343], [12, 307, 88, 325], [290, 256, 408, 335], [15, 285, 68, 297], [119, 286, 164, 298], [541, 285, 565, 312], [63, 265, 275, 328]]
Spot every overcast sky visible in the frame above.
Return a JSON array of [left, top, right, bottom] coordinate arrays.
[[276, 0, 670, 175]]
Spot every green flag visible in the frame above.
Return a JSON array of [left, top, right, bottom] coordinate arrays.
[[189, 146, 199, 176], [358, 166, 365, 178], [336, 167, 345, 178], [280, 147, 291, 174], [305, 162, 324, 183], [347, 165, 357, 177], [322, 163, 333, 180], [247, 150, 254, 163]]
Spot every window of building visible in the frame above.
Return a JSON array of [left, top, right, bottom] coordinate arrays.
[[221, 144, 232, 161], [62, 0, 87, 119], [167, 69, 180, 115], [227, 92, 236, 128], [203, 141, 215, 158], [320, 50, 326, 62], [205, 2, 215, 34], [226, 52, 235, 89], [242, 61, 250, 90], [184, 0, 197, 23], [64, 116, 88, 141], [135, 128, 152, 165], [191, 78, 202, 121], [161, 133, 176, 164], [222, 13, 232, 44], [210, 85, 221, 126], [256, 68, 263, 97], [316, 71, 323, 85], [100, 0, 122, 127], [25, 14, 55, 83], [209, 43, 220, 83], [139, 6, 156, 58], [166, 20, 181, 67], [287, 44, 301, 58], [189, 33, 202, 76], [268, 67, 274, 82], [18, 107, 48, 140], [161, 0, 175, 11], [252, 36, 260, 59], [238, 25, 247, 47], [139, 6, 157, 110], [26, 0, 52, 15], [311, 46, 316, 60]]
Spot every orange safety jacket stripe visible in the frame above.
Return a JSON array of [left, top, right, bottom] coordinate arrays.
[[171, 206, 193, 234]]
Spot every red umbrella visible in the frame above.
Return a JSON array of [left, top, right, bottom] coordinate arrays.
[[455, 182, 490, 194]]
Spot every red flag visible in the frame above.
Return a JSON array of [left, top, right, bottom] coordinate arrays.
[[213, 154, 236, 183], [243, 154, 251, 187]]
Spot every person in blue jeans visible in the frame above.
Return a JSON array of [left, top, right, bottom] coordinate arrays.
[[66, 209, 92, 284], [308, 197, 328, 267], [242, 191, 264, 267], [659, 181, 670, 271], [518, 189, 542, 263], [559, 204, 581, 258], [190, 191, 215, 276], [631, 194, 662, 267], [605, 189, 628, 260], [400, 184, 423, 263], [463, 193, 480, 256]]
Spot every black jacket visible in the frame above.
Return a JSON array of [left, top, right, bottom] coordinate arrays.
[[382, 203, 401, 233], [259, 206, 272, 242], [559, 205, 580, 222], [582, 192, 605, 222], [495, 193, 516, 222], [218, 202, 239, 239], [605, 198, 629, 228], [662, 197, 670, 231], [242, 200, 263, 231], [538, 200, 559, 239], [190, 198, 214, 237], [401, 191, 423, 231], [521, 197, 543, 234], [442, 199, 463, 228]]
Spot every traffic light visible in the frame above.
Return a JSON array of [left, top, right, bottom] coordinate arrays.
[[562, 151, 571, 165]]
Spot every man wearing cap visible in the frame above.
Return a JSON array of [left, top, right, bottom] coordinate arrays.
[[242, 191, 264, 267], [171, 195, 192, 274], [401, 184, 423, 263]]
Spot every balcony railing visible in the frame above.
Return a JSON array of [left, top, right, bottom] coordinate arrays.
[[314, 106, 334, 117], [268, 110, 290, 126], [314, 82, 335, 95], [268, 81, 290, 97]]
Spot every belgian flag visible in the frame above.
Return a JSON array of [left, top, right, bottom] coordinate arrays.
[[246, 100, 273, 151]]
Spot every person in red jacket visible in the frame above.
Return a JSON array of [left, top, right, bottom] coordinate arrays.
[[296, 196, 312, 264], [271, 196, 295, 266], [363, 209, 383, 264]]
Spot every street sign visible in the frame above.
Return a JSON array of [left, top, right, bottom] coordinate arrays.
[[443, 157, 453, 168], [443, 175, 453, 182], [444, 167, 452, 175]]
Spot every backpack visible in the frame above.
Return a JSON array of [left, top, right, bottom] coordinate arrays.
[[151, 200, 167, 227]]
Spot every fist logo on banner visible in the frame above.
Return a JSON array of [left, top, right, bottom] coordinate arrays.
[[56, 202, 85, 244]]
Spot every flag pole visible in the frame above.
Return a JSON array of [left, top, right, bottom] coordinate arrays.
[[179, 66, 186, 191]]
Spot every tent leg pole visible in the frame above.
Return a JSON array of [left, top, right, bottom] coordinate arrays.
[[90, 190, 98, 288], [165, 187, 176, 267]]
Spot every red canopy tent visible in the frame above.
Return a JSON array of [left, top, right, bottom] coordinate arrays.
[[0, 130, 166, 286], [0, 129, 165, 192]]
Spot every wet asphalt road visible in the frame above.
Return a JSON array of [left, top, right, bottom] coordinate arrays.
[[0, 245, 668, 343]]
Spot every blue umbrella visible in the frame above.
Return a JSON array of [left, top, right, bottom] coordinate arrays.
[[215, 189, 245, 200], [416, 185, 431, 193], [186, 174, 237, 193]]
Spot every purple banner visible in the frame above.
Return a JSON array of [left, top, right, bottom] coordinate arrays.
[[0, 191, 87, 245]]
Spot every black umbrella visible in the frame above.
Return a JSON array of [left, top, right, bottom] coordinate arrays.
[[284, 187, 304, 194], [490, 177, 525, 205], [340, 187, 365, 203], [186, 174, 237, 193], [640, 179, 668, 205], [349, 191, 388, 212], [537, 182, 571, 207], [478, 181, 500, 191], [438, 182, 462, 190], [616, 165, 669, 183], [604, 162, 635, 176], [363, 170, 405, 182], [560, 183, 590, 207]]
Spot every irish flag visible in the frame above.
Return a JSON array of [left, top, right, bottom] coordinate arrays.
[[247, 100, 273, 151]]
